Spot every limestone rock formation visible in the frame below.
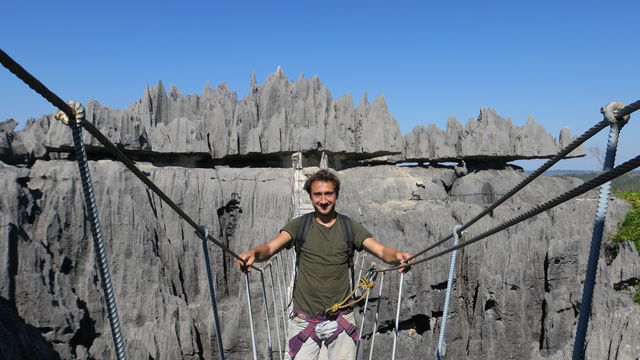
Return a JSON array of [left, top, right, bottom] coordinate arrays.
[[4, 70, 585, 167], [402, 108, 586, 163], [8, 68, 403, 165], [2, 69, 633, 360]]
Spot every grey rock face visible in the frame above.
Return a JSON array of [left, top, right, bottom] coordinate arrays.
[[402, 109, 586, 162], [0, 156, 638, 359]]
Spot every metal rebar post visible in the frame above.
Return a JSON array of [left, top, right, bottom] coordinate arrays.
[[70, 116, 127, 360], [573, 111, 623, 359], [436, 225, 462, 360]]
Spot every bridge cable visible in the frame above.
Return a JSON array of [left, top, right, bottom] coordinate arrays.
[[405, 99, 639, 263], [376, 153, 640, 273], [0, 48, 261, 271]]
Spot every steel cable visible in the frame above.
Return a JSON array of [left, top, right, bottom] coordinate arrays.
[[377, 153, 640, 272], [0, 48, 260, 271]]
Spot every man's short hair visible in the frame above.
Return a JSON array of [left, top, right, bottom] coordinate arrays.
[[304, 169, 341, 197]]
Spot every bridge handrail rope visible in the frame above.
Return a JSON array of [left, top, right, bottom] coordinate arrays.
[[0, 48, 261, 272], [406, 101, 638, 264], [377, 153, 640, 272]]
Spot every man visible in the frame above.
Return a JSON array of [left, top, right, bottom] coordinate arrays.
[[236, 169, 413, 359]]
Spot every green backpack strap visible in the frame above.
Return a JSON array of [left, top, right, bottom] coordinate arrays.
[[294, 212, 314, 267], [337, 213, 355, 291]]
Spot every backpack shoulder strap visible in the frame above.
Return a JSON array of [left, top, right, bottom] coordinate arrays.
[[337, 213, 354, 259], [295, 212, 314, 265], [337, 213, 355, 289]]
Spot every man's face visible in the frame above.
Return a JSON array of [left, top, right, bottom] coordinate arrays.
[[310, 180, 337, 216]]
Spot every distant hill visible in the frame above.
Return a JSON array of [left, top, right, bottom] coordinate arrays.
[[545, 170, 640, 193]]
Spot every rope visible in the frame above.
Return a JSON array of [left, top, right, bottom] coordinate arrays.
[[63, 104, 127, 360], [355, 266, 377, 358], [408, 117, 613, 262], [244, 274, 258, 360], [259, 271, 274, 360], [391, 273, 405, 360], [0, 48, 262, 271], [405, 99, 639, 264], [199, 226, 225, 360], [436, 225, 462, 360], [367, 272, 385, 360], [377, 153, 640, 272], [325, 276, 376, 314], [573, 104, 624, 359], [267, 264, 284, 360]]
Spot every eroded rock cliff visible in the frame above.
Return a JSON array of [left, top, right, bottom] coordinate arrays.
[[1, 69, 635, 360]]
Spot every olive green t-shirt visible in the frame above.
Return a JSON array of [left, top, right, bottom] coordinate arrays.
[[281, 214, 372, 315]]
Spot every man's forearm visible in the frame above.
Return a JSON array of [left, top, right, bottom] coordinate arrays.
[[251, 243, 274, 262]]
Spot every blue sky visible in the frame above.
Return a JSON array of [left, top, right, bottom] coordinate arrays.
[[2, 0, 638, 170]]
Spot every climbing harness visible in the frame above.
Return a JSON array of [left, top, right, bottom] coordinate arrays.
[[288, 307, 359, 359], [436, 225, 463, 360]]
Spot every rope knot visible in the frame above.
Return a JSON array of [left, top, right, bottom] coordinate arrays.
[[54, 100, 85, 126], [601, 101, 629, 125]]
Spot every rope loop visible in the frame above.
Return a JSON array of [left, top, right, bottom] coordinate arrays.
[[601, 101, 629, 125], [325, 272, 377, 314], [54, 100, 85, 126]]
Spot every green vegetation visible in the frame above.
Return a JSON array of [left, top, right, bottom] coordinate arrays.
[[635, 284, 640, 305], [611, 192, 640, 253]]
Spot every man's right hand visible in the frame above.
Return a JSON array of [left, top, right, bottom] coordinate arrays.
[[235, 250, 256, 273]]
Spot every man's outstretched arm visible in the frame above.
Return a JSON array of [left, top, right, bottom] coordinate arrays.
[[362, 237, 414, 273], [235, 231, 292, 273]]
